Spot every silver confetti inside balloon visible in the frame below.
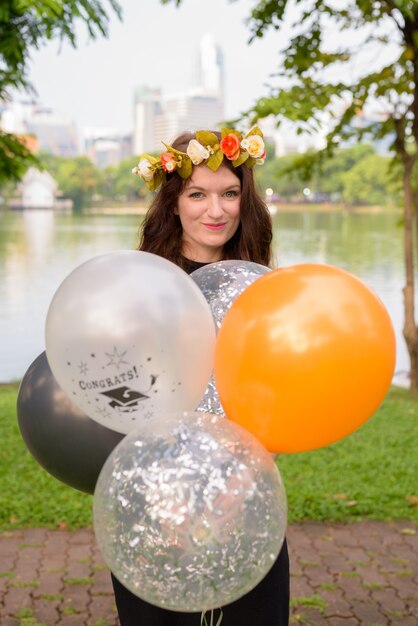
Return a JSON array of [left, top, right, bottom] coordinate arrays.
[[93, 411, 287, 612], [191, 261, 271, 415]]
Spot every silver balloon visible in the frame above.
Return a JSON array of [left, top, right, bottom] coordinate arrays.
[[45, 251, 215, 434], [93, 411, 287, 612], [191, 261, 270, 415]]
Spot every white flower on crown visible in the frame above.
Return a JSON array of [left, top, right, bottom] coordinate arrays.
[[136, 158, 154, 181], [241, 134, 265, 159], [165, 161, 176, 172], [187, 139, 210, 165]]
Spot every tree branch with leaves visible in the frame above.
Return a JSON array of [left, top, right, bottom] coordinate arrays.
[[164, 0, 418, 388], [0, 0, 121, 184]]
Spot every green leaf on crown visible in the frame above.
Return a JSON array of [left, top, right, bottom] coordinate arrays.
[[162, 142, 188, 158], [246, 156, 257, 168], [177, 157, 193, 179], [246, 126, 263, 138], [232, 151, 249, 167], [206, 149, 224, 171], [141, 153, 160, 165], [221, 128, 242, 139], [149, 169, 166, 191], [196, 131, 219, 147]]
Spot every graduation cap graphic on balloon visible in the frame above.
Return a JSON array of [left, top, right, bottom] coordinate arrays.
[[100, 375, 158, 413]]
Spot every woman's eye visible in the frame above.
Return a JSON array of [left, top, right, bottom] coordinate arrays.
[[190, 192, 203, 199], [224, 190, 238, 198]]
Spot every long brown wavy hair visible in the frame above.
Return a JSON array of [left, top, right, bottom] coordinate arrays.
[[138, 131, 273, 268]]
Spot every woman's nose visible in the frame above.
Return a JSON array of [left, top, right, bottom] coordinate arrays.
[[207, 195, 223, 218]]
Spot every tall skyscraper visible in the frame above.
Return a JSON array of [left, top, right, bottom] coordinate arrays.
[[195, 33, 224, 95], [132, 86, 162, 155]]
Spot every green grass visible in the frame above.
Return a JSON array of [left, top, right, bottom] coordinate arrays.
[[14, 608, 47, 626], [0, 384, 417, 529], [318, 583, 339, 591], [64, 577, 93, 585], [10, 580, 39, 588], [0, 384, 92, 529], [62, 606, 81, 614], [290, 594, 327, 612], [277, 386, 418, 522]]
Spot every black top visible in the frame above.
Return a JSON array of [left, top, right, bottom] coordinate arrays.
[[110, 253, 290, 625], [182, 257, 213, 275]]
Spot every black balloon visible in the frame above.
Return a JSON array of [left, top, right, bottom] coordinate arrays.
[[17, 352, 124, 494]]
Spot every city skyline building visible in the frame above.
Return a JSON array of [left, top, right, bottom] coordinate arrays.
[[26, 107, 79, 157], [132, 86, 162, 155], [194, 33, 224, 95], [0, 97, 38, 135], [154, 89, 224, 145], [84, 127, 132, 168], [0, 98, 79, 157]]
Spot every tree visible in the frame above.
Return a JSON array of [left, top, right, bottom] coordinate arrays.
[[0, 0, 121, 184], [39, 153, 101, 210], [53, 156, 101, 210], [311, 144, 401, 205], [103, 156, 149, 203], [255, 152, 309, 199], [254, 144, 399, 203], [341, 152, 400, 206], [314, 144, 375, 199], [163, 0, 418, 390]]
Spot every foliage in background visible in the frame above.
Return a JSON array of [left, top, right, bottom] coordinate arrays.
[[341, 152, 397, 206], [101, 156, 148, 203], [1, 384, 417, 529], [35, 152, 148, 208], [0, 132, 38, 184], [40, 153, 101, 210], [162, 0, 418, 392], [0, 0, 121, 184], [0, 143, 400, 210], [255, 143, 401, 205]]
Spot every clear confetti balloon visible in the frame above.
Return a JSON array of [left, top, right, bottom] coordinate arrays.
[[191, 261, 270, 415], [93, 411, 287, 612]]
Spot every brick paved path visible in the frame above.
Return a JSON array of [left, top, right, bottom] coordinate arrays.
[[0, 521, 417, 625]]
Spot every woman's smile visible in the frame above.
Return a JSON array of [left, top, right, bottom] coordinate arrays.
[[203, 222, 227, 231]]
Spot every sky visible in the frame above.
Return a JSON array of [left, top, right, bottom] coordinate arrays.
[[26, 0, 400, 140], [27, 0, 289, 137]]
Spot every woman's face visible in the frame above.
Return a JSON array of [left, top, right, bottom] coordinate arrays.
[[175, 164, 241, 262]]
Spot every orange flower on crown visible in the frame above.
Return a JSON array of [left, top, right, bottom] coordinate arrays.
[[160, 152, 177, 173], [220, 134, 241, 161]]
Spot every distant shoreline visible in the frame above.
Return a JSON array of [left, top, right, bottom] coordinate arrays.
[[83, 202, 400, 216]]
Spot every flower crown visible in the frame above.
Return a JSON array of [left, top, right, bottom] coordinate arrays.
[[132, 127, 266, 191]]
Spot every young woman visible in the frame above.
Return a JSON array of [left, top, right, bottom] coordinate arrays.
[[111, 128, 290, 626]]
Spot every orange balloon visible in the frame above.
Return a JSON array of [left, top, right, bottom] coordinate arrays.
[[214, 264, 396, 453]]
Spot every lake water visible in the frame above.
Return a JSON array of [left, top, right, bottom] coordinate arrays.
[[0, 208, 411, 383]]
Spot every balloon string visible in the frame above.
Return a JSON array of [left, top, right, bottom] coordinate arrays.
[[200, 608, 223, 626]]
